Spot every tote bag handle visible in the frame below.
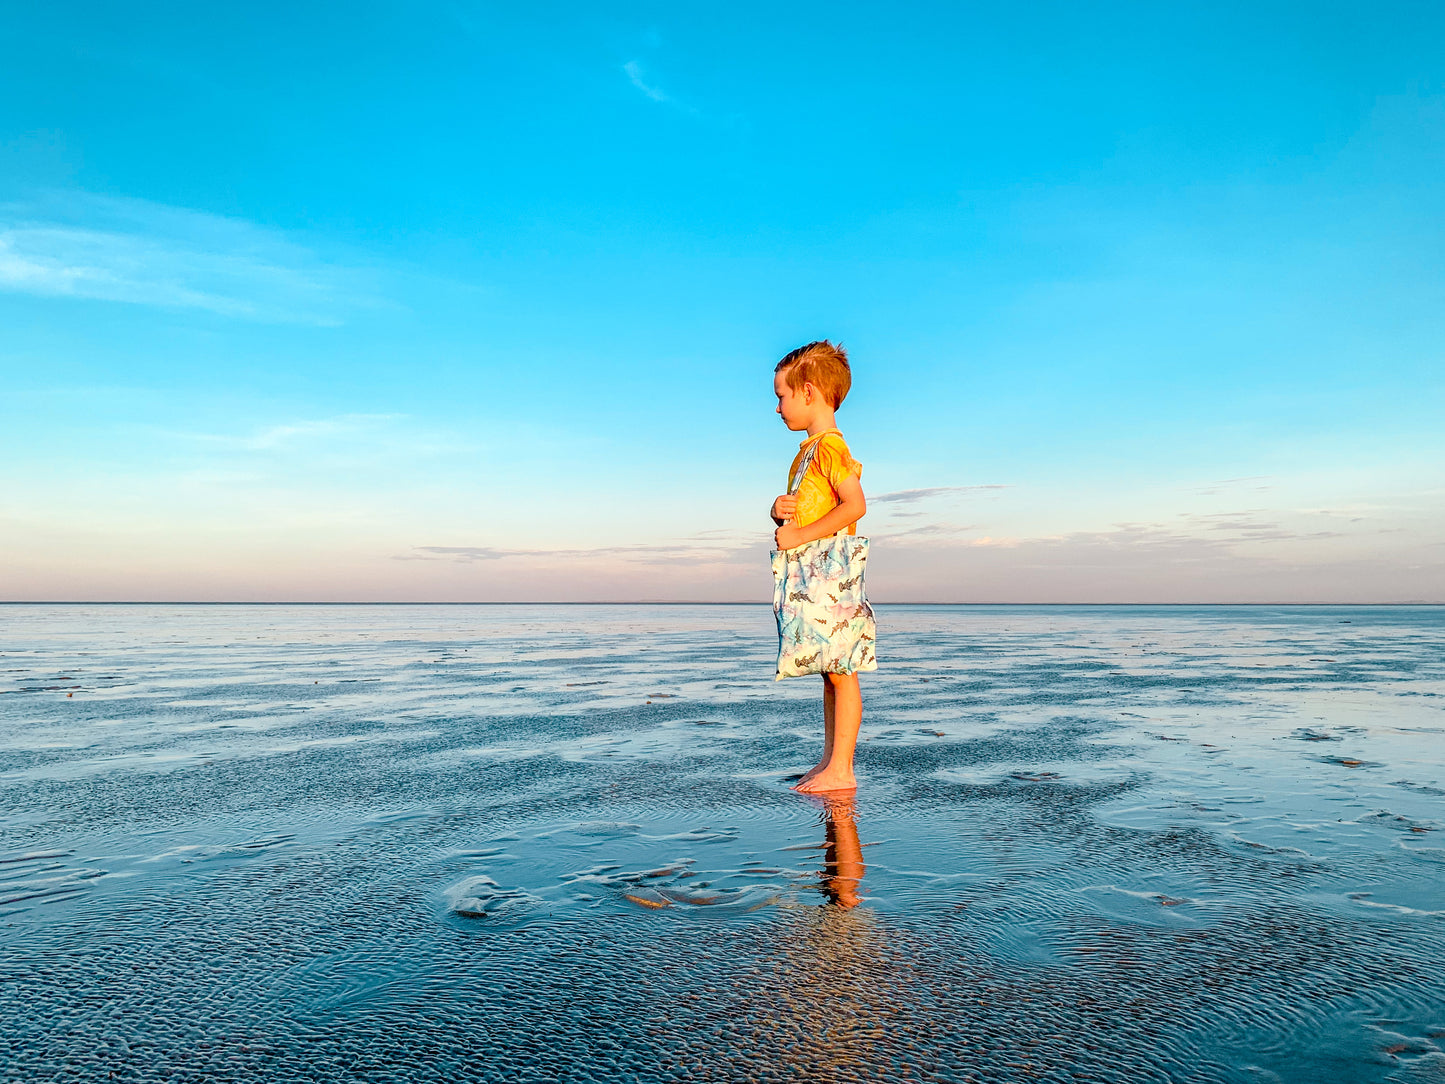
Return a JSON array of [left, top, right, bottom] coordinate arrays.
[[786, 434, 851, 539], [789, 435, 824, 497], [790, 428, 850, 496]]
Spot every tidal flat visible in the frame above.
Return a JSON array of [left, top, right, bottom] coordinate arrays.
[[1, 603, 1442, 1083]]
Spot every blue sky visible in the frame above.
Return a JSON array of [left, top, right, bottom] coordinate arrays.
[[1, 1, 1441, 601]]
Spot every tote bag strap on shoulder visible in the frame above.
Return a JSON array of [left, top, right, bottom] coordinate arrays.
[[787, 432, 852, 539], [788, 431, 833, 496]]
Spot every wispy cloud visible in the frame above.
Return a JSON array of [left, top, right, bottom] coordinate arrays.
[[888, 514, 1357, 559], [170, 414, 405, 451], [621, 60, 705, 117], [404, 539, 758, 567], [873, 485, 1009, 504], [622, 60, 671, 103], [0, 191, 373, 324], [876, 522, 981, 539], [1178, 510, 1350, 541], [1194, 476, 1274, 496]]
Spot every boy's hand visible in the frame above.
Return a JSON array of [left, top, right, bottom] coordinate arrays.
[[770, 494, 797, 523], [774, 524, 805, 551]]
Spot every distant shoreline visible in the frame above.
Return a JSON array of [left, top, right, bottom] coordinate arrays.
[[1, 600, 1441, 607]]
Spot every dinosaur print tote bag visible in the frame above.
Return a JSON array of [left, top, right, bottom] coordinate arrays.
[[771, 441, 877, 680]]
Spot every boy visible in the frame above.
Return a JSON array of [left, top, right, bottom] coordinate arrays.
[[770, 340, 870, 793]]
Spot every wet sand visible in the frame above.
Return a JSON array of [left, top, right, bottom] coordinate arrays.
[[2, 604, 1442, 1083]]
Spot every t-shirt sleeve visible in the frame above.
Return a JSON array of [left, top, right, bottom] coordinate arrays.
[[813, 434, 862, 493]]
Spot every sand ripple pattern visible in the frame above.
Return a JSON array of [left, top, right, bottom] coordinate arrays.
[[1, 603, 1443, 1082]]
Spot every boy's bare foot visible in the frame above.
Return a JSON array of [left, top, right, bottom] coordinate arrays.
[[793, 768, 856, 793], [796, 761, 828, 785]]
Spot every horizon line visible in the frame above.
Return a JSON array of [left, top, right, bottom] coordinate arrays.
[[1, 600, 1441, 607]]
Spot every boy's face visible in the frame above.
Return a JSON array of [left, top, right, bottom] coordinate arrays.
[[774, 372, 812, 431]]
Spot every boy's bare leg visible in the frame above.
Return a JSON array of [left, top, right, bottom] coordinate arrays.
[[797, 676, 837, 785], [795, 672, 859, 792]]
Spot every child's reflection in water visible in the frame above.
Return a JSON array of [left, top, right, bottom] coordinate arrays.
[[817, 794, 865, 908], [755, 796, 888, 1078]]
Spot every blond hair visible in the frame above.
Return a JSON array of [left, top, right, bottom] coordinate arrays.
[[775, 340, 851, 409]]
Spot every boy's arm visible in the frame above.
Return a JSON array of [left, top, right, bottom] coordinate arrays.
[[774, 474, 865, 549]]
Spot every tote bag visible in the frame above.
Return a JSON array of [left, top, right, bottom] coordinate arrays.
[[771, 438, 877, 680]]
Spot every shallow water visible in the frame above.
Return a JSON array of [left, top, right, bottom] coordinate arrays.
[[1, 603, 1442, 1083]]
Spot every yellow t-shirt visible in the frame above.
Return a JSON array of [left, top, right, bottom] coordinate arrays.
[[788, 429, 863, 535]]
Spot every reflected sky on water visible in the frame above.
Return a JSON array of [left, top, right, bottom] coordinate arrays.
[[2, 604, 1443, 1082]]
